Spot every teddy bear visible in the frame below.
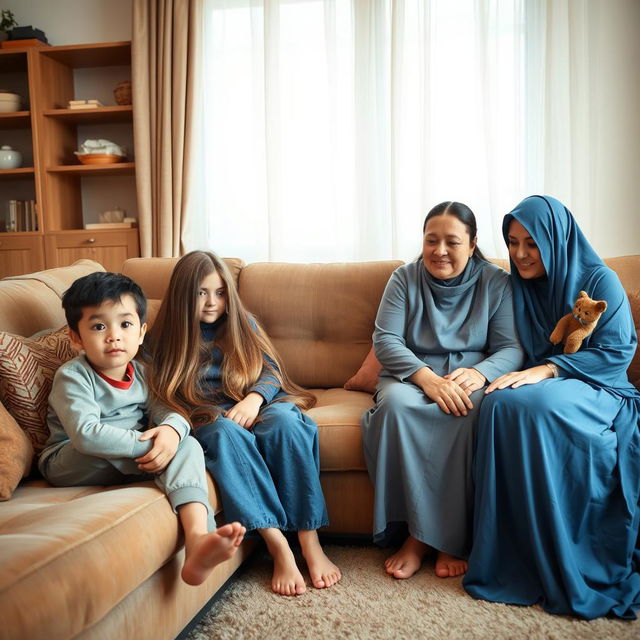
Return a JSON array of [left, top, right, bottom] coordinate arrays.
[[549, 290, 607, 354]]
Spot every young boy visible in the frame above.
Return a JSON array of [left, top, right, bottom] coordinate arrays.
[[38, 271, 245, 586]]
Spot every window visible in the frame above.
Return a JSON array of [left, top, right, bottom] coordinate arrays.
[[197, 0, 530, 262]]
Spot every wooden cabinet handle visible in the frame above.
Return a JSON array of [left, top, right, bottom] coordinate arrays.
[[86, 237, 96, 244]]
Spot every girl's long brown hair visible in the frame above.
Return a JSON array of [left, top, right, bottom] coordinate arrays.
[[146, 251, 316, 428]]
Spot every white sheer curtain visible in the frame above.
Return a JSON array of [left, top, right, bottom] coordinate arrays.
[[186, 0, 591, 262]]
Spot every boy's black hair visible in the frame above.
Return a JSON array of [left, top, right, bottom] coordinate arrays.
[[62, 272, 147, 332]]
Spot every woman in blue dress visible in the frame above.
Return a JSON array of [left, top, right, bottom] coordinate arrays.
[[464, 195, 640, 619], [361, 202, 524, 580]]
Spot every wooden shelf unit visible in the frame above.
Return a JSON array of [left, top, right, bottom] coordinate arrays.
[[0, 111, 31, 129], [0, 41, 139, 276], [43, 105, 133, 124], [0, 167, 35, 178], [47, 162, 135, 176]]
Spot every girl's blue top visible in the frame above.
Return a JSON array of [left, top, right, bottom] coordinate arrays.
[[200, 316, 281, 405]]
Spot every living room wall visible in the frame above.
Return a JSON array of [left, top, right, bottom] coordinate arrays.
[[588, 0, 640, 256], [5, 0, 638, 257], [1, 0, 131, 44]]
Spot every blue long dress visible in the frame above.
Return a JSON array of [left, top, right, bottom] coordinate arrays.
[[463, 195, 640, 619], [361, 256, 524, 557], [194, 317, 329, 532]]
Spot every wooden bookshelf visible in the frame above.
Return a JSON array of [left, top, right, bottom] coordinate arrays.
[[0, 41, 139, 276]]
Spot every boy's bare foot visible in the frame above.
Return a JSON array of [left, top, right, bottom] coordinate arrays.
[[181, 522, 245, 586], [298, 530, 341, 588], [384, 535, 430, 579], [434, 551, 467, 578], [261, 528, 307, 596]]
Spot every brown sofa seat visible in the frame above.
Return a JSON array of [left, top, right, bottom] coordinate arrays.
[[3, 481, 181, 638], [0, 260, 241, 640], [2, 254, 638, 640], [308, 388, 373, 471]]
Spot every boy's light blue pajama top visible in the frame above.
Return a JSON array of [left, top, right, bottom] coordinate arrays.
[[39, 356, 215, 528]]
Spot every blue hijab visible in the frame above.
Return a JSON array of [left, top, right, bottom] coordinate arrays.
[[503, 195, 639, 399]]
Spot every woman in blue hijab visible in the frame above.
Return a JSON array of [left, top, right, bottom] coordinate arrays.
[[464, 195, 640, 619]]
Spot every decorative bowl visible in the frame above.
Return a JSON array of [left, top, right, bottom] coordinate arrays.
[[0, 91, 21, 112], [75, 153, 125, 165], [113, 81, 132, 106], [0, 144, 22, 169]]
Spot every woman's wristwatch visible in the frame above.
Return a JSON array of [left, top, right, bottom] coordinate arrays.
[[545, 361, 559, 378]]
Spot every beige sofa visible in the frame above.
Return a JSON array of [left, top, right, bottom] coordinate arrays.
[[1, 255, 638, 640]]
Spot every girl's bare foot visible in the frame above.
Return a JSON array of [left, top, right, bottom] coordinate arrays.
[[384, 535, 430, 579], [260, 528, 307, 596], [298, 530, 341, 588], [434, 551, 467, 578], [181, 522, 246, 586]]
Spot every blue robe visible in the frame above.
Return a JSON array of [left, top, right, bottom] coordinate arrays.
[[464, 195, 640, 619], [193, 317, 329, 532], [361, 257, 524, 557]]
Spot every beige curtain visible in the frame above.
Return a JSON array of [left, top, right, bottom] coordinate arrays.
[[132, 0, 203, 257]]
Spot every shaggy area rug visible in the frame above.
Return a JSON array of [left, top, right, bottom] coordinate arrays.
[[184, 545, 639, 639]]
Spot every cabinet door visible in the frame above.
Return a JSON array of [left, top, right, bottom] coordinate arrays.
[[44, 229, 140, 272], [0, 235, 45, 277]]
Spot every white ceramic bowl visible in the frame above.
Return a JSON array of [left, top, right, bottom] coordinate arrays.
[[0, 145, 22, 169], [0, 92, 21, 113]]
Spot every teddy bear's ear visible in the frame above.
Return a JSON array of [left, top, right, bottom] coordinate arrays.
[[596, 300, 607, 312], [578, 290, 588, 299]]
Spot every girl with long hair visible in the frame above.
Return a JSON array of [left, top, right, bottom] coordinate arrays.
[[147, 251, 340, 596]]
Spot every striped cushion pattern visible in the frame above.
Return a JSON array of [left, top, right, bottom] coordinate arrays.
[[0, 327, 75, 454]]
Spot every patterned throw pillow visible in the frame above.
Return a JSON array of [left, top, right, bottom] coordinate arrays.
[[0, 327, 76, 455]]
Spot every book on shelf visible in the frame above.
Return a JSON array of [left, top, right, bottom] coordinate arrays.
[[84, 221, 136, 230], [68, 99, 104, 110], [3, 200, 38, 232]]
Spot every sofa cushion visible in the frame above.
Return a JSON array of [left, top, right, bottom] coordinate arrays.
[[309, 388, 374, 471], [0, 327, 76, 455], [0, 401, 33, 500]]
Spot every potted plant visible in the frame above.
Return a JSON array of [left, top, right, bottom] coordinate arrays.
[[0, 9, 17, 42]]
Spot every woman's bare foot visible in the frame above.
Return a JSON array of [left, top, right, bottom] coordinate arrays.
[[298, 530, 341, 588], [181, 522, 246, 586], [260, 528, 307, 596], [384, 536, 430, 579], [434, 551, 467, 578]]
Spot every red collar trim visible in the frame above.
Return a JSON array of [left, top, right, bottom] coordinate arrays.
[[93, 361, 135, 389]]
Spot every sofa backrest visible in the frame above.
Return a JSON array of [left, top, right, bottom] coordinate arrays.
[[239, 261, 403, 388], [122, 255, 639, 390], [0, 260, 105, 337], [121, 257, 244, 327]]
